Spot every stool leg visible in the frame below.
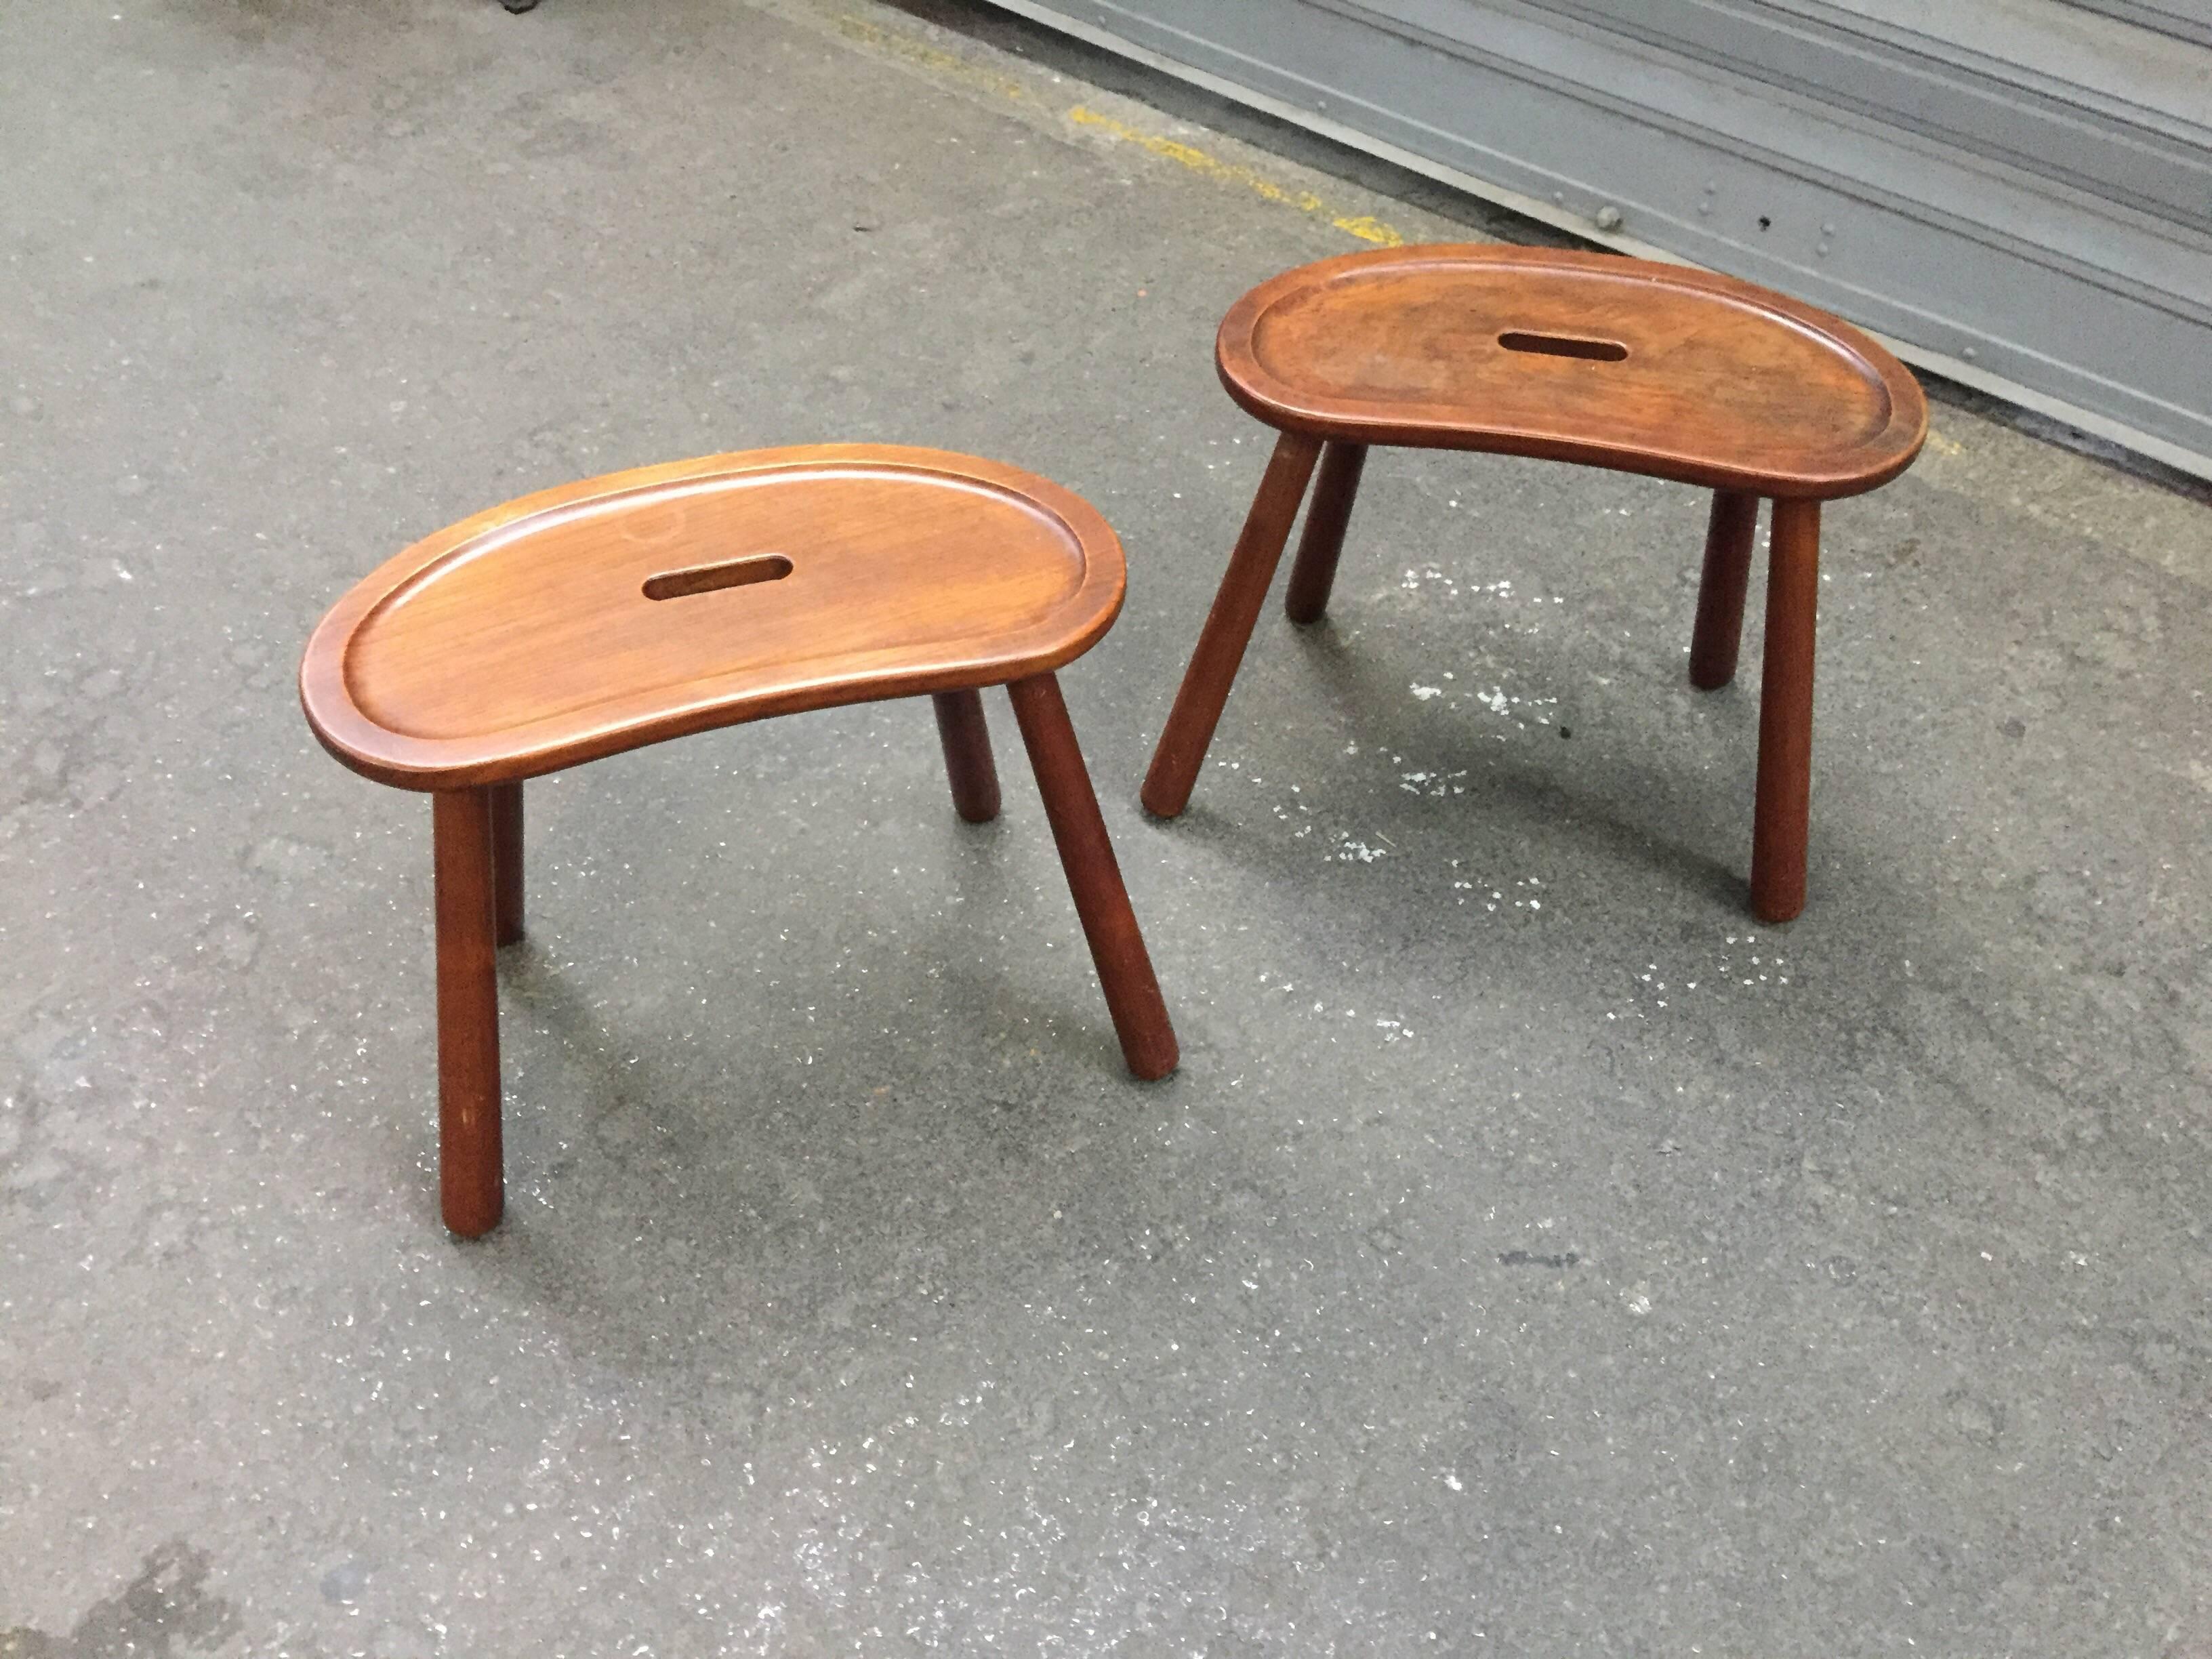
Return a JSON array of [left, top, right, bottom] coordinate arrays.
[[433, 788, 504, 1237], [1141, 430, 1322, 818], [932, 689, 1002, 823], [491, 781, 525, 946], [1751, 498, 1820, 924], [1284, 441, 1368, 625], [1689, 490, 1760, 690], [1008, 674, 1179, 1080]]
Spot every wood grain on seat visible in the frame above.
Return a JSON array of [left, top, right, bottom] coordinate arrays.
[[301, 445, 1126, 790], [1217, 245, 1926, 498]]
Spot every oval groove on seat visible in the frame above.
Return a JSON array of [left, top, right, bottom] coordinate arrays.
[[642, 552, 794, 601]]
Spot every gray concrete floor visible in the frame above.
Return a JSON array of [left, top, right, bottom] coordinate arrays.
[[4, 0, 2211, 1653]]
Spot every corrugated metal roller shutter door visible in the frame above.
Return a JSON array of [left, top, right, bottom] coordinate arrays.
[[984, 0, 2212, 478]]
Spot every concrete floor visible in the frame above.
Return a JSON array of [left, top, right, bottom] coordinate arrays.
[[4, 0, 2211, 1652]]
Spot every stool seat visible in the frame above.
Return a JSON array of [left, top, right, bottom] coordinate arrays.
[[302, 445, 1125, 790], [1217, 245, 1925, 499]]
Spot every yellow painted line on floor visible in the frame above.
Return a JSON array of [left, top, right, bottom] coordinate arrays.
[[1328, 214, 1404, 245], [833, 14, 1029, 102], [1069, 106, 1405, 245], [823, 13, 1406, 248]]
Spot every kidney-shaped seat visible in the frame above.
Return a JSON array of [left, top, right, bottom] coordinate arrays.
[[1214, 243, 1924, 496], [302, 445, 1130, 790]]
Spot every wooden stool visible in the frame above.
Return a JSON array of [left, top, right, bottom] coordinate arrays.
[[302, 445, 1179, 1237], [1143, 245, 1927, 922]]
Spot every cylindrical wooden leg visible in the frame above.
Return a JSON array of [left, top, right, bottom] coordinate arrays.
[[1008, 674, 1179, 1080], [1751, 497, 1820, 924], [1141, 430, 1322, 819], [1689, 490, 1761, 690], [932, 689, 1001, 823], [1284, 441, 1368, 624], [433, 788, 504, 1237], [491, 781, 525, 946]]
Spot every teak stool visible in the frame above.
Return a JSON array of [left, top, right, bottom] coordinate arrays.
[[1143, 245, 1927, 922], [302, 445, 1179, 1237]]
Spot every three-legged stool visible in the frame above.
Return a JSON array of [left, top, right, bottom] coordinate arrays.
[[1143, 245, 1927, 922], [302, 445, 1179, 1237]]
